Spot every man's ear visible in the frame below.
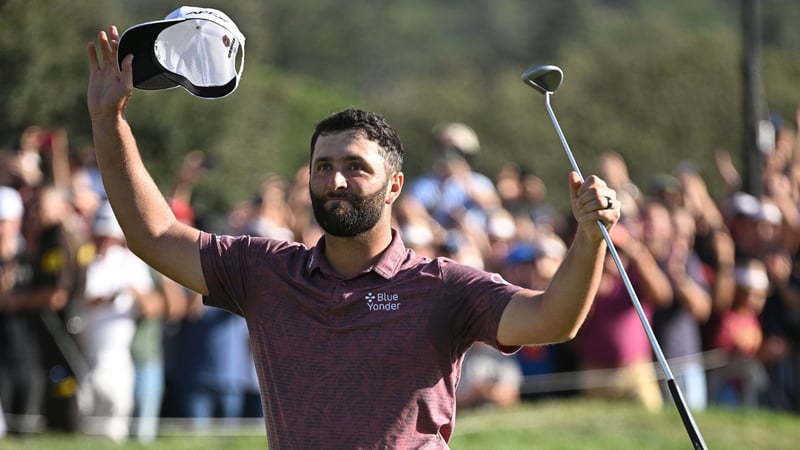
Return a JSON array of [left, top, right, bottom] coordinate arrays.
[[385, 171, 404, 205]]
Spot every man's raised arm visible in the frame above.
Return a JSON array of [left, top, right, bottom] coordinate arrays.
[[497, 172, 619, 346], [87, 26, 207, 295]]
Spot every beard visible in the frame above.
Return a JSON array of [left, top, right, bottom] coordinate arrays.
[[310, 181, 389, 237]]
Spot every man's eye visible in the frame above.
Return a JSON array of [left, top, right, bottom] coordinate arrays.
[[348, 163, 364, 171], [315, 163, 331, 172]]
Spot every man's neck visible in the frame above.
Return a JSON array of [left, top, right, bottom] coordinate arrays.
[[322, 227, 393, 279]]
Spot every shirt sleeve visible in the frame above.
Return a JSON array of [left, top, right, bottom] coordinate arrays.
[[199, 231, 302, 318], [199, 232, 254, 317], [440, 258, 523, 355]]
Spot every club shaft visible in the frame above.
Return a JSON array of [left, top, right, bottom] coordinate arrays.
[[544, 92, 672, 376], [668, 379, 709, 450], [544, 93, 586, 181], [544, 92, 708, 450]]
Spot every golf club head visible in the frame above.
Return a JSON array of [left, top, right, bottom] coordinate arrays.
[[522, 65, 563, 94]]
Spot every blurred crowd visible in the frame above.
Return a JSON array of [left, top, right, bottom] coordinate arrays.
[[1, 115, 799, 442]]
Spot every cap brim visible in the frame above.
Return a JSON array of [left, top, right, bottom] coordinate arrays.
[[160, 70, 238, 98], [118, 19, 184, 90]]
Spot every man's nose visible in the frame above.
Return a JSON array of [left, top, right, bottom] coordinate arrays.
[[331, 170, 347, 190]]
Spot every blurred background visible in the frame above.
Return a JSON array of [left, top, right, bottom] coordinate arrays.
[[3, 1, 800, 446], [2, 0, 799, 217]]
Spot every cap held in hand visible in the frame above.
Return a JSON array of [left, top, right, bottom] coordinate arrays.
[[118, 6, 245, 99]]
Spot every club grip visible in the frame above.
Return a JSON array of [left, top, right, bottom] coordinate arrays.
[[667, 378, 708, 450]]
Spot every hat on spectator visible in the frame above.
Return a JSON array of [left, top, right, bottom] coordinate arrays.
[[724, 191, 782, 225], [487, 208, 516, 240], [0, 186, 23, 220], [724, 191, 760, 219], [433, 123, 480, 155], [506, 242, 537, 266], [118, 6, 245, 99], [92, 201, 125, 240], [536, 235, 567, 259], [648, 173, 681, 196], [734, 259, 769, 291], [757, 200, 782, 225]]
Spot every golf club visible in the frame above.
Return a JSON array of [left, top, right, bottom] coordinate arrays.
[[521, 64, 708, 450]]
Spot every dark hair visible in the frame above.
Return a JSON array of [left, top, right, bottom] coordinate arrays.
[[310, 109, 404, 173]]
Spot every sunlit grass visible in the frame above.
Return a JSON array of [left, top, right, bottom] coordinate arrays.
[[3, 398, 799, 449]]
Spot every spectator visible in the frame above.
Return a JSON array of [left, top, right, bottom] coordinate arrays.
[[501, 235, 574, 400], [675, 163, 736, 317], [130, 267, 170, 444], [15, 184, 91, 432], [643, 201, 712, 411], [574, 222, 672, 412], [245, 174, 295, 242], [164, 305, 253, 427], [495, 163, 525, 214], [495, 164, 561, 234], [456, 342, 522, 410], [646, 173, 684, 212], [501, 234, 568, 293], [393, 195, 444, 259], [723, 191, 782, 261], [759, 243, 800, 411], [406, 122, 501, 231], [286, 164, 323, 247], [437, 227, 486, 270], [596, 151, 642, 219], [80, 201, 159, 442], [520, 172, 562, 234], [159, 275, 204, 418], [0, 186, 44, 435], [483, 206, 519, 272], [707, 259, 770, 407]]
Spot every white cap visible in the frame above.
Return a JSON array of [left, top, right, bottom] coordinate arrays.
[[92, 201, 125, 240], [400, 224, 434, 247], [0, 186, 23, 220], [757, 201, 782, 225], [724, 191, 783, 225], [487, 211, 516, 240], [724, 191, 761, 219], [734, 260, 769, 291], [434, 123, 480, 154], [118, 6, 245, 99]]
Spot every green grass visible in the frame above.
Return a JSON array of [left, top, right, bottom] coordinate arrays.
[[2, 398, 799, 449], [450, 398, 800, 449]]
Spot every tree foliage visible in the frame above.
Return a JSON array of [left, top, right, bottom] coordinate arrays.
[[1, 0, 798, 212]]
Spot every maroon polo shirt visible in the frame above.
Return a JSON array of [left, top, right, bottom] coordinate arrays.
[[200, 229, 522, 449]]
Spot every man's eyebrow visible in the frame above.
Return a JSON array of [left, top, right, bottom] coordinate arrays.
[[312, 154, 369, 164]]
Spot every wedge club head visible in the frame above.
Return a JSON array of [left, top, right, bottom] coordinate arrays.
[[521, 65, 563, 94]]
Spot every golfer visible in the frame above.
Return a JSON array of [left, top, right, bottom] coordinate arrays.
[[88, 26, 620, 448]]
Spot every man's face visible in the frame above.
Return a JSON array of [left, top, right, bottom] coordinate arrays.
[[641, 203, 673, 251], [309, 131, 398, 237]]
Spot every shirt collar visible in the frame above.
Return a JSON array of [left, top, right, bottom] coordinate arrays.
[[306, 229, 407, 280]]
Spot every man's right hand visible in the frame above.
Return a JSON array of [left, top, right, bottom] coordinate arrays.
[[87, 26, 133, 120]]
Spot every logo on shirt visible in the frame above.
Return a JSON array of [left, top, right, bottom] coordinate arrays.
[[491, 273, 511, 285], [365, 292, 401, 311]]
